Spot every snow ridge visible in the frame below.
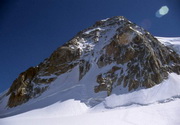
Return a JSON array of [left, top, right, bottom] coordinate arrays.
[[104, 73, 180, 108], [157, 37, 180, 55]]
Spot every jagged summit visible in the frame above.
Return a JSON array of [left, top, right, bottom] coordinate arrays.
[[81, 16, 128, 30], [0, 16, 180, 116]]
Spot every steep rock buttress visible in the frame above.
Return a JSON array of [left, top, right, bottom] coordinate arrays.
[[1, 16, 180, 108]]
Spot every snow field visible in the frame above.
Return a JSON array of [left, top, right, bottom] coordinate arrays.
[[157, 37, 180, 54], [104, 73, 180, 108], [0, 37, 180, 124], [1, 72, 180, 125], [0, 98, 180, 125]]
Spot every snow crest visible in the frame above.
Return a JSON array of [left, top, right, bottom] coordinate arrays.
[[104, 73, 180, 108], [15, 99, 89, 118], [157, 37, 180, 55]]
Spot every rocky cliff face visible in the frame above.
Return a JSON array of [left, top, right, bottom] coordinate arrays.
[[2, 16, 180, 108]]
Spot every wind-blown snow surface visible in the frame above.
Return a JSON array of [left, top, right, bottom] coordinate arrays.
[[157, 37, 180, 54], [104, 73, 180, 108], [0, 73, 180, 125], [0, 37, 180, 125]]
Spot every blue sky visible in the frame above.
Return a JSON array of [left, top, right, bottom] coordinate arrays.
[[0, 0, 180, 93]]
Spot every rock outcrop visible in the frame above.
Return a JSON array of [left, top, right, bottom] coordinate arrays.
[[6, 42, 81, 107], [3, 16, 180, 108]]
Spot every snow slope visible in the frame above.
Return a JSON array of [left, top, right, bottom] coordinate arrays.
[[0, 37, 180, 124], [1, 99, 180, 125], [157, 37, 180, 54], [104, 73, 180, 108], [0, 72, 180, 125]]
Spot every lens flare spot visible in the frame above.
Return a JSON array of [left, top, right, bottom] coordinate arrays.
[[159, 6, 169, 15], [155, 6, 169, 18]]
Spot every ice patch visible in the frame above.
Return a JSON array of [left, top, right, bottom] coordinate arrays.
[[101, 18, 109, 22], [84, 28, 104, 34]]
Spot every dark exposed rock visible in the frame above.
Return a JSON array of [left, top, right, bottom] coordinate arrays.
[[3, 16, 180, 108], [6, 41, 81, 107], [95, 23, 180, 94], [7, 67, 38, 107], [95, 66, 120, 95], [79, 60, 91, 80]]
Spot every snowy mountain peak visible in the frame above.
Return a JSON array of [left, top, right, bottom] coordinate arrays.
[[93, 16, 128, 26], [0, 16, 180, 117]]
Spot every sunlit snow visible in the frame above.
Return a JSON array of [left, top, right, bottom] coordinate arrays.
[[1, 72, 180, 125], [0, 37, 180, 125]]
